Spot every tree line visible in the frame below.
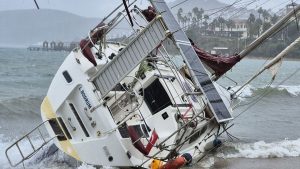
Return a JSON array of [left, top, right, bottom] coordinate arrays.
[[178, 6, 300, 58], [177, 7, 281, 38]]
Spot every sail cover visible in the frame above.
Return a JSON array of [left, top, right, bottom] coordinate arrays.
[[193, 45, 241, 77], [150, 0, 233, 123]]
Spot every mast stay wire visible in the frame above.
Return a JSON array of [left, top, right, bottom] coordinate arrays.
[[231, 0, 293, 20], [33, 0, 40, 9], [231, 68, 300, 121], [179, 0, 260, 31]]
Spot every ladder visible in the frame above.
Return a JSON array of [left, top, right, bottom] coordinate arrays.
[[90, 16, 168, 97], [5, 120, 61, 167]]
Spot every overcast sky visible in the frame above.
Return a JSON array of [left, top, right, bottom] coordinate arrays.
[[0, 0, 299, 17]]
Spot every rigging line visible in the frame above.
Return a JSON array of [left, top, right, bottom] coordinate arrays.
[[157, 46, 203, 113], [122, 0, 134, 26], [179, 0, 244, 30], [228, 0, 260, 19], [207, 0, 243, 17], [216, 0, 261, 18], [228, 0, 272, 19], [254, 0, 272, 9], [233, 79, 273, 108], [214, 0, 245, 17], [231, 80, 274, 115], [170, 0, 191, 9], [232, 68, 300, 121], [217, 0, 262, 17], [234, 0, 291, 19], [272, 0, 293, 9], [292, 0, 300, 31], [182, 0, 249, 14], [33, 0, 40, 9]]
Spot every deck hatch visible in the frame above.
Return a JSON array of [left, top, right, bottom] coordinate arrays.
[[144, 79, 172, 115]]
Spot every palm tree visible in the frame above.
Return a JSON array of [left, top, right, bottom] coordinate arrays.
[[192, 7, 199, 17], [248, 13, 255, 24], [258, 7, 263, 19], [262, 22, 272, 32], [247, 13, 256, 38], [203, 14, 209, 23], [271, 14, 279, 24], [218, 17, 226, 34], [255, 18, 263, 36], [203, 15, 209, 35], [188, 12, 192, 25], [183, 16, 188, 27], [226, 19, 235, 37], [209, 19, 218, 34], [199, 8, 204, 27], [203, 21, 208, 35], [262, 9, 270, 23], [192, 17, 197, 26], [177, 8, 183, 26]]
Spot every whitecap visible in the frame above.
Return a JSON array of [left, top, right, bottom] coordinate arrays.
[[277, 85, 300, 96], [219, 138, 300, 158], [230, 85, 254, 100]]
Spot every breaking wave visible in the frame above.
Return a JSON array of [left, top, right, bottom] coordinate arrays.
[[0, 95, 43, 116], [219, 138, 300, 158], [2, 136, 300, 168], [0, 136, 117, 169], [230, 85, 300, 99]]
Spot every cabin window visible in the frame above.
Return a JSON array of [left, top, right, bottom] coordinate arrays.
[[144, 79, 172, 115], [62, 71, 72, 83]]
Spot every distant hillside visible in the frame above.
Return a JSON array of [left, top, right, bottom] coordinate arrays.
[[0, 2, 257, 47], [0, 9, 100, 47]]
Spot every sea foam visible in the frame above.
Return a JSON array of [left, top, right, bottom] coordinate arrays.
[[0, 137, 119, 169], [219, 138, 300, 158], [230, 85, 300, 100], [276, 85, 300, 96]]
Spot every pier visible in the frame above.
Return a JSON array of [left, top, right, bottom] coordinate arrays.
[[27, 41, 79, 51]]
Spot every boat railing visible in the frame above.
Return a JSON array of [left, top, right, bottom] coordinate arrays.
[[5, 120, 62, 167]]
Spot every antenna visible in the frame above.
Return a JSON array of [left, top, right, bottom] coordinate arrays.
[[33, 0, 40, 9], [122, 0, 134, 26]]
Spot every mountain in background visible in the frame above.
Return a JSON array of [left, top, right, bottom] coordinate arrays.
[[0, 0, 257, 47], [0, 9, 101, 47]]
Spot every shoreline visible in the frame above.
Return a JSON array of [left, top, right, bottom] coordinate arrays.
[[1, 47, 300, 61], [243, 56, 300, 61]]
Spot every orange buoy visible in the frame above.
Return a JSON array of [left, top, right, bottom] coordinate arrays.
[[150, 159, 163, 169], [149, 153, 192, 169], [159, 156, 186, 169]]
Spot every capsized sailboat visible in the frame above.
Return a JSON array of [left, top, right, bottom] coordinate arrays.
[[5, 0, 300, 168]]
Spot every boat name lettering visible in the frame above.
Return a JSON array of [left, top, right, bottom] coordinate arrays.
[[79, 87, 92, 109]]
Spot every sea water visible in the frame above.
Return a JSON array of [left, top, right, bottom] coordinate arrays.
[[1, 48, 300, 169]]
